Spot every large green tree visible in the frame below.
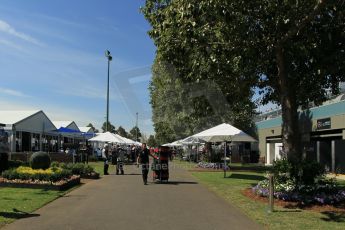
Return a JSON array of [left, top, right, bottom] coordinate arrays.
[[143, 0, 345, 162]]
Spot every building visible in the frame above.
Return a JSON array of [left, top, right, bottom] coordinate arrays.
[[256, 94, 345, 173], [0, 110, 57, 152]]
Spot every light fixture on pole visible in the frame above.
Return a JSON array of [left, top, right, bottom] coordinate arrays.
[[105, 50, 112, 132]]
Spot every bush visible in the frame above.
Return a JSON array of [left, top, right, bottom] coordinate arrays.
[[30, 152, 51, 170], [0, 152, 9, 173], [272, 158, 324, 186], [8, 160, 27, 169], [50, 161, 60, 168]]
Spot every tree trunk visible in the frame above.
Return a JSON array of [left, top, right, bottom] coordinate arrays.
[[276, 45, 301, 162]]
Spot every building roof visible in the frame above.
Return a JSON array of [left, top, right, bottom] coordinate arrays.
[[79, 127, 94, 133], [52, 121, 73, 129], [0, 110, 41, 125]]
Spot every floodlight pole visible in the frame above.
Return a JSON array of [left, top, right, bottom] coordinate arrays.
[[105, 50, 112, 132], [135, 112, 138, 141]]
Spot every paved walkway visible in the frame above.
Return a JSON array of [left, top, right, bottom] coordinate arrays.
[[4, 163, 262, 230]]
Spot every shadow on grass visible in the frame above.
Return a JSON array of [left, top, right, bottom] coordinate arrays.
[[273, 209, 302, 213], [0, 209, 40, 220], [227, 173, 265, 181], [321, 211, 345, 222]]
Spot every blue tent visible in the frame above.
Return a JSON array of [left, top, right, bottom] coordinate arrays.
[[55, 127, 81, 133]]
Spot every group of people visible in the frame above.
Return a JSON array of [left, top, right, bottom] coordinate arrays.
[[101, 143, 152, 185]]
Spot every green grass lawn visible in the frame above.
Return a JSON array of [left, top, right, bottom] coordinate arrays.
[[191, 171, 345, 230], [0, 188, 66, 228], [88, 161, 105, 176]]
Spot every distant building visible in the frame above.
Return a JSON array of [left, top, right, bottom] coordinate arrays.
[[255, 93, 345, 173]]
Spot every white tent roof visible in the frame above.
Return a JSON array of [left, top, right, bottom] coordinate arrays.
[[113, 134, 136, 145], [181, 136, 204, 145], [193, 123, 257, 142], [88, 132, 125, 143]]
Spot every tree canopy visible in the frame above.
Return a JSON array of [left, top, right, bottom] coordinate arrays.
[[147, 135, 157, 147], [116, 126, 128, 138], [143, 0, 345, 160], [86, 123, 99, 133], [129, 126, 142, 141], [101, 121, 116, 133]]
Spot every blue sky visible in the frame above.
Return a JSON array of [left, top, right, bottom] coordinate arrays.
[[0, 0, 156, 135]]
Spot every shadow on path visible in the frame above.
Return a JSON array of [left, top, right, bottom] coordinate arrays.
[[0, 209, 40, 220], [227, 174, 265, 181]]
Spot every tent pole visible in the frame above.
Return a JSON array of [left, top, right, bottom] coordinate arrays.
[[224, 141, 227, 178]]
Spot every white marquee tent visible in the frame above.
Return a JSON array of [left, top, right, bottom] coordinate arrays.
[[193, 123, 257, 143], [89, 132, 125, 144]]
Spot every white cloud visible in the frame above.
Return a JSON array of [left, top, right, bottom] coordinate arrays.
[[0, 38, 24, 51], [0, 19, 44, 46], [0, 87, 30, 97]]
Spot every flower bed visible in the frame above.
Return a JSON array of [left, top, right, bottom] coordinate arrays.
[[252, 177, 345, 205], [196, 162, 229, 170], [0, 166, 80, 190]]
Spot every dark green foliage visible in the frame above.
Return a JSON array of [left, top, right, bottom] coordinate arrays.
[[0, 152, 9, 173], [117, 126, 128, 138], [59, 163, 95, 176], [101, 121, 116, 133], [273, 158, 325, 186], [142, 0, 345, 159], [147, 135, 157, 147], [8, 160, 28, 168], [30, 152, 51, 170]]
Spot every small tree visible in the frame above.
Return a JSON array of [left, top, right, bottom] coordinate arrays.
[[86, 123, 99, 133], [101, 122, 116, 133], [117, 126, 128, 137], [147, 135, 157, 147], [129, 126, 142, 141]]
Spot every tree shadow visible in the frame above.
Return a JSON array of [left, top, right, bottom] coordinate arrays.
[[0, 209, 40, 220], [321, 211, 345, 222], [273, 209, 302, 213], [227, 173, 265, 181]]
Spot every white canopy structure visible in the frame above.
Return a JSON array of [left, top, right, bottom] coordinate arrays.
[[181, 136, 204, 145], [88, 132, 125, 143], [193, 123, 257, 143]]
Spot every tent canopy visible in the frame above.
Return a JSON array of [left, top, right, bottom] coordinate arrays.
[[181, 136, 204, 145], [193, 123, 257, 142], [89, 132, 125, 143]]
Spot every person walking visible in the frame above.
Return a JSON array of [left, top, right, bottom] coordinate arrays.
[[102, 144, 110, 175], [137, 143, 150, 185], [116, 145, 125, 175]]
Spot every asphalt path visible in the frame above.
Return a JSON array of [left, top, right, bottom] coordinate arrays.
[[3, 163, 262, 230]]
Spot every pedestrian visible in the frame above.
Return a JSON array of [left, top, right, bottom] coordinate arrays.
[[102, 144, 109, 175], [116, 145, 125, 175], [137, 143, 151, 185]]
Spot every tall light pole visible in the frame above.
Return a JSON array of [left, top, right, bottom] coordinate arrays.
[[105, 50, 112, 132], [135, 112, 138, 141]]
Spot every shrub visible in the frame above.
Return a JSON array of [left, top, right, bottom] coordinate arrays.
[[0, 152, 9, 173], [30, 152, 51, 170], [272, 158, 324, 186], [50, 161, 60, 168]]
